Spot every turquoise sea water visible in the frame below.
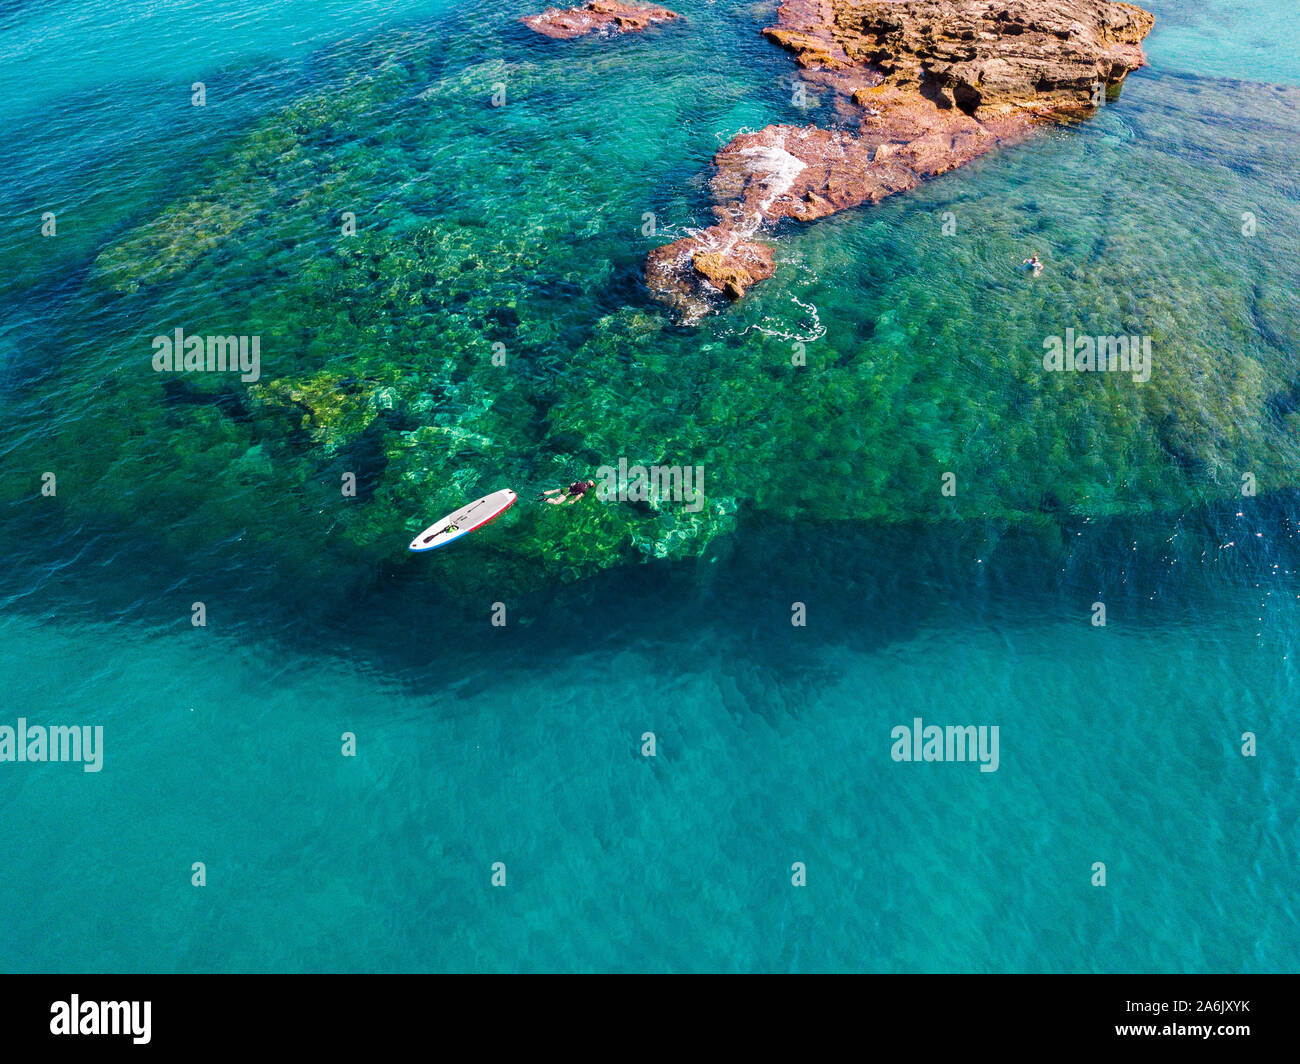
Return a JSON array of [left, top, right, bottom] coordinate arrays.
[[1, 0, 1298, 972]]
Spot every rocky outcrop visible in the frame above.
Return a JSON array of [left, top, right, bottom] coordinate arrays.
[[522, 1, 681, 40], [645, 227, 776, 319], [760, 0, 1154, 104], [647, 0, 1155, 322]]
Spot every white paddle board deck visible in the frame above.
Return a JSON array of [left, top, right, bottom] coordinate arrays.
[[409, 489, 517, 552]]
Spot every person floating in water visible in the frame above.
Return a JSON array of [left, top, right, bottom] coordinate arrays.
[[1023, 253, 1043, 276], [542, 479, 596, 505]]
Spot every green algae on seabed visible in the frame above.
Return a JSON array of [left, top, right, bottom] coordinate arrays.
[[5, 15, 1300, 603]]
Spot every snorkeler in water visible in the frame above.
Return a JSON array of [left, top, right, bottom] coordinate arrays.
[[541, 479, 596, 505], [1023, 253, 1043, 275]]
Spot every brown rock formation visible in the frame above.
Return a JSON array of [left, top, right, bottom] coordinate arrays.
[[522, 1, 681, 40], [647, 0, 1155, 322], [645, 226, 776, 321], [829, 0, 1154, 116]]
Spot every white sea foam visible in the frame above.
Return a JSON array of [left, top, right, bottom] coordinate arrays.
[[737, 143, 807, 224], [741, 293, 826, 343]]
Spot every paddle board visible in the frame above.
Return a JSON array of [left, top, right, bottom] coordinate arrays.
[[408, 489, 517, 552]]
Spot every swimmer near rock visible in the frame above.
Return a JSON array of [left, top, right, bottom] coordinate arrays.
[[644, 0, 1154, 322]]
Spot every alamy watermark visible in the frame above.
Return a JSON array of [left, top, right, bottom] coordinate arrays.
[[890, 717, 999, 772], [595, 458, 705, 512], [152, 328, 261, 382], [50, 996, 150, 1044], [0, 718, 103, 772], [1042, 328, 1151, 383]]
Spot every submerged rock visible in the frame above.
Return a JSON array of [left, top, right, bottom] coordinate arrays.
[[521, 1, 681, 40], [45, 13, 1300, 607], [647, 0, 1155, 321]]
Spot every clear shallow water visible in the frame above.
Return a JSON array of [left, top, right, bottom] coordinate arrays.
[[1143, 0, 1300, 85], [1, 0, 1297, 972]]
